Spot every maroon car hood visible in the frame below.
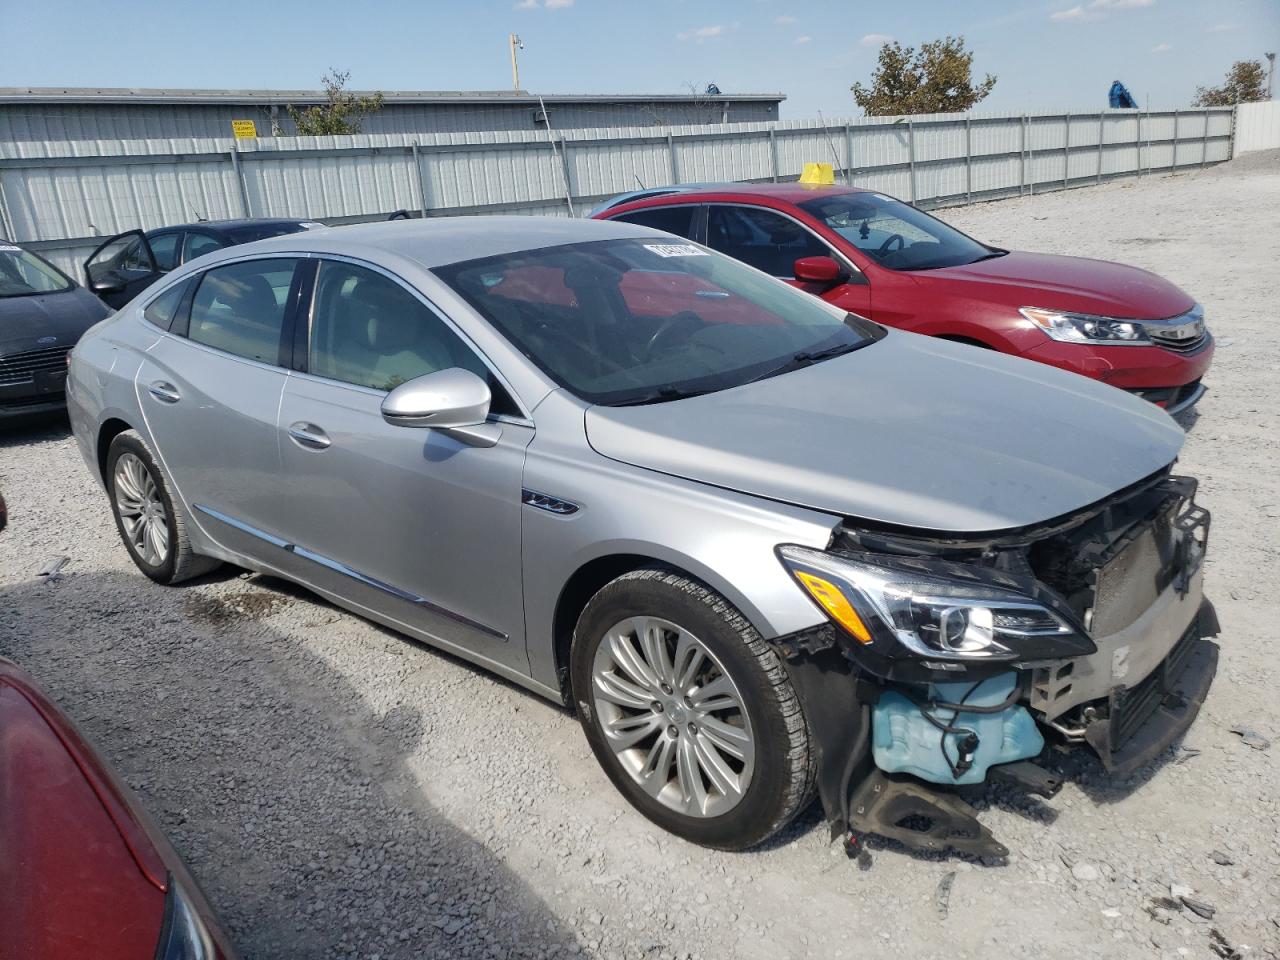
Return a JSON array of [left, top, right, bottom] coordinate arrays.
[[914, 251, 1195, 320]]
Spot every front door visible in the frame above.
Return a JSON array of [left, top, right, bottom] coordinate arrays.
[[84, 231, 162, 309], [704, 204, 872, 318], [272, 257, 534, 676], [135, 257, 302, 562]]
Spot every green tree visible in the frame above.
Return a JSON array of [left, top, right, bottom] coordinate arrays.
[[287, 69, 385, 136], [852, 36, 996, 116], [1193, 60, 1267, 107]]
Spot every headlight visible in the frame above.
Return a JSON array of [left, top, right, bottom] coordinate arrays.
[[1020, 307, 1150, 345], [778, 545, 1093, 665], [157, 876, 215, 960]]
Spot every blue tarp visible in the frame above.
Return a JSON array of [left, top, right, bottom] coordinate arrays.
[[1109, 81, 1139, 109]]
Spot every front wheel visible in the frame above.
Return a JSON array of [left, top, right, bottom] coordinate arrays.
[[571, 567, 815, 850]]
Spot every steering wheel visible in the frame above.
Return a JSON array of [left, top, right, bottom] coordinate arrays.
[[877, 233, 906, 256], [645, 311, 706, 357]]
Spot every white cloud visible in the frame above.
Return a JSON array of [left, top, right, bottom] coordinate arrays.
[[1152, 42, 1172, 52], [677, 25, 725, 42], [545, 0, 574, 7], [1050, 6, 1100, 22], [794, 35, 812, 45], [514, 0, 537, 8], [1053, 0, 1154, 21], [859, 33, 894, 47], [775, 14, 796, 24], [1207, 22, 1236, 32]]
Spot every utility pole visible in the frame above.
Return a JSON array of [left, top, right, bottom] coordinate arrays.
[[510, 34, 524, 92], [1267, 52, 1276, 100]]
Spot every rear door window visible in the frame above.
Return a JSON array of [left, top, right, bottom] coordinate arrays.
[[187, 258, 299, 365], [148, 231, 182, 272], [184, 232, 227, 263], [611, 205, 698, 239], [706, 205, 831, 278]]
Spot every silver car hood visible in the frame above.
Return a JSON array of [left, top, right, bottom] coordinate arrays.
[[584, 332, 1185, 533]]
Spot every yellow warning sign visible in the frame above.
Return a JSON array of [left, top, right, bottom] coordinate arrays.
[[799, 162, 835, 185], [231, 119, 258, 139]]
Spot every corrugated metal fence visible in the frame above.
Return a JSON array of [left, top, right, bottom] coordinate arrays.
[[1233, 101, 1280, 155], [0, 106, 1236, 276]]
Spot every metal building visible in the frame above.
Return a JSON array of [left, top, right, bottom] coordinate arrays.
[[0, 87, 786, 142]]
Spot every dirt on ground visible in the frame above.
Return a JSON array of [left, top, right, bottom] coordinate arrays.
[[1, 152, 1278, 960]]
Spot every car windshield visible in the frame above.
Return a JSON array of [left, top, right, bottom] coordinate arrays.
[[0, 244, 74, 298], [435, 238, 879, 406], [798, 193, 1000, 271]]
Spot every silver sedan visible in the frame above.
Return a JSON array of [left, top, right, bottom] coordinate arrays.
[[68, 217, 1215, 854]]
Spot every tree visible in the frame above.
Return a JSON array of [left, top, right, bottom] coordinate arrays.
[[852, 36, 996, 116], [1193, 60, 1267, 107], [287, 69, 385, 136]]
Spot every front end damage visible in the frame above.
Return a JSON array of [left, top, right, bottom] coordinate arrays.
[[773, 470, 1217, 859]]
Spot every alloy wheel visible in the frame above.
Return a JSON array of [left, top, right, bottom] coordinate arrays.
[[113, 452, 170, 567], [591, 616, 755, 818]]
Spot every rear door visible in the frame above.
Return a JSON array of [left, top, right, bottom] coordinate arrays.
[[84, 231, 161, 309], [704, 204, 872, 317], [134, 256, 304, 563]]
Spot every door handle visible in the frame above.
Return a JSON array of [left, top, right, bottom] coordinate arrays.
[[147, 381, 181, 404], [288, 422, 331, 450]]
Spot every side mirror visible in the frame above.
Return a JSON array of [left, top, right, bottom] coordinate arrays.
[[90, 277, 125, 296], [793, 256, 844, 285], [381, 368, 500, 447]]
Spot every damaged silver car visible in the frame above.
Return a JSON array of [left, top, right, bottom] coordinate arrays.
[[66, 217, 1216, 855]]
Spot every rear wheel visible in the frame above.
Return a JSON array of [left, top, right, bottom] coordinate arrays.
[[571, 567, 815, 850], [106, 430, 219, 584]]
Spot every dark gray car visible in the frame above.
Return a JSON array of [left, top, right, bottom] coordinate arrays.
[[1, 240, 110, 420], [66, 217, 1218, 856]]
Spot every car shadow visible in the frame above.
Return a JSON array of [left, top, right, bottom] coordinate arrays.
[[0, 570, 585, 960]]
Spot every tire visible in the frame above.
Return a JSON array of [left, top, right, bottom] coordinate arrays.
[[571, 567, 815, 850], [106, 430, 220, 585]]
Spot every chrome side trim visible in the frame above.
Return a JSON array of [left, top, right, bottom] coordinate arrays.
[[521, 489, 580, 515], [191, 503, 507, 641]]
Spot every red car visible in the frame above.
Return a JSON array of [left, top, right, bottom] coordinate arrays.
[[593, 184, 1212, 413], [0, 648, 238, 958]]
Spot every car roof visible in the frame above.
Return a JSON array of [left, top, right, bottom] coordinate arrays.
[[150, 218, 314, 234], [604, 182, 870, 212], [239, 215, 663, 269]]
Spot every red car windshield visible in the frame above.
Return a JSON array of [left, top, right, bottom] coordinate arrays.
[[798, 193, 1001, 271]]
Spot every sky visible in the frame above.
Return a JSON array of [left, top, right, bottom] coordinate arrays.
[[3, 0, 1278, 119]]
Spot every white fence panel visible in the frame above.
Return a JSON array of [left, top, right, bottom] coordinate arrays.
[[1234, 101, 1280, 154]]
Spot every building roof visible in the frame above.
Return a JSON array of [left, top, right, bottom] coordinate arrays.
[[0, 87, 786, 106]]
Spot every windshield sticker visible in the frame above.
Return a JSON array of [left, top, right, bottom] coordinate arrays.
[[643, 243, 708, 258]]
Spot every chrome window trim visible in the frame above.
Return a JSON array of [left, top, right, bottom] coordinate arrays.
[[699, 201, 866, 282], [192, 503, 507, 641], [300, 253, 535, 423]]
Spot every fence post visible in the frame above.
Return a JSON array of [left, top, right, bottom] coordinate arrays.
[[1201, 111, 1209, 168], [907, 119, 916, 202], [410, 142, 427, 217], [964, 114, 972, 202], [1136, 111, 1143, 178], [769, 127, 780, 182], [1097, 112, 1105, 185], [0, 177, 15, 240], [228, 146, 251, 217], [1063, 112, 1070, 188], [845, 123, 854, 186], [1171, 110, 1178, 171], [1019, 114, 1027, 196], [667, 132, 679, 184]]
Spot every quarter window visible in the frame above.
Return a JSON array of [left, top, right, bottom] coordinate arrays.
[[188, 258, 298, 364], [142, 279, 190, 331], [611, 206, 697, 239], [307, 260, 518, 415], [706, 206, 830, 278]]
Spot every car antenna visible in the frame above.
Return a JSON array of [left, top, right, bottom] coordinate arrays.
[[189, 202, 206, 223], [634, 174, 647, 190]]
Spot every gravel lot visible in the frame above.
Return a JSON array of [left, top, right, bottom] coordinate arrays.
[[2, 152, 1278, 960]]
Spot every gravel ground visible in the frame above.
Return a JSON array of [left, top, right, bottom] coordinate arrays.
[[3, 152, 1279, 960]]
